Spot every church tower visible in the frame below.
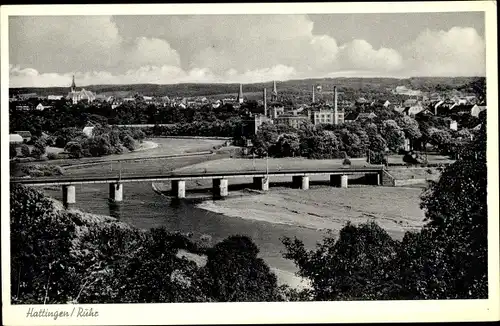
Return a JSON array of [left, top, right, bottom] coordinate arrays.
[[71, 75, 76, 93], [271, 80, 278, 101]]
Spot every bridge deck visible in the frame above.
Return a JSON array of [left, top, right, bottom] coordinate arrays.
[[11, 167, 384, 186]]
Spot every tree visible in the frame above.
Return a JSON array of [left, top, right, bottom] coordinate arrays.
[[252, 123, 279, 157], [54, 127, 87, 148], [122, 135, 137, 151], [414, 122, 487, 298], [274, 133, 300, 157], [396, 116, 422, 150], [200, 235, 280, 302], [380, 120, 405, 152], [282, 222, 400, 300], [428, 127, 452, 152], [65, 141, 84, 159], [20, 144, 31, 157], [10, 144, 18, 159], [31, 140, 46, 159], [10, 184, 78, 304]]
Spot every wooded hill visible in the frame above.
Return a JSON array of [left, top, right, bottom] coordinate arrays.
[[10, 77, 485, 98]]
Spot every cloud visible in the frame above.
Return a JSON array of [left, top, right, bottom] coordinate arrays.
[[338, 39, 404, 72], [403, 27, 485, 76], [122, 37, 181, 69], [8, 64, 297, 87], [8, 15, 486, 87]]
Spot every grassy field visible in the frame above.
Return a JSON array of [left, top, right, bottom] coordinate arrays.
[[25, 138, 227, 168], [197, 186, 426, 240], [62, 154, 225, 177], [387, 153, 455, 165], [173, 157, 376, 174]]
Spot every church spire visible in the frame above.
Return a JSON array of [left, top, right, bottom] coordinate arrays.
[[71, 75, 76, 92]]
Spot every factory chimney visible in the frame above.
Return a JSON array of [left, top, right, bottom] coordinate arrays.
[[312, 85, 315, 103], [237, 84, 244, 104], [271, 80, 278, 101], [334, 86, 338, 125], [263, 88, 267, 117]]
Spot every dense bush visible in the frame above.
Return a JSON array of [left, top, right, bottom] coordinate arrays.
[[200, 235, 280, 302], [19, 164, 64, 177], [65, 141, 84, 159], [20, 144, 30, 157], [47, 152, 59, 160], [54, 127, 88, 148], [251, 119, 412, 160], [10, 144, 18, 159], [60, 125, 144, 158]]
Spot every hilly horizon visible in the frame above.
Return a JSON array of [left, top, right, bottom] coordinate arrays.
[[10, 76, 485, 98]]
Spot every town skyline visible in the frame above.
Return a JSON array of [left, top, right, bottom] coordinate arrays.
[[9, 12, 485, 87]]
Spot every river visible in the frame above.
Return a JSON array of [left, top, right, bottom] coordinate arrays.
[[42, 181, 329, 286]]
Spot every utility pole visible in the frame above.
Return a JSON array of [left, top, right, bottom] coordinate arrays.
[[266, 153, 269, 176]]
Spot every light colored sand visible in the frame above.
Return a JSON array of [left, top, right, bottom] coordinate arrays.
[[134, 140, 159, 152], [197, 187, 426, 239]]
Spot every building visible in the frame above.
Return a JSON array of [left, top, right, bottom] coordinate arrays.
[[48, 95, 64, 100], [14, 131, 32, 142], [449, 120, 458, 131], [344, 112, 377, 123], [403, 105, 424, 116], [82, 126, 95, 137], [9, 134, 24, 145], [450, 104, 476, 115], [274, 114, 309, 129], [66, 75, 96, 104], [16, 93, 38, 101], [310, 108, 334, 125], [36, 103, 52, 111], [15, 105, 31, 111], [472, 105, 486, 117], [271, 105, 285, 119], [242, 114, 273, 135]]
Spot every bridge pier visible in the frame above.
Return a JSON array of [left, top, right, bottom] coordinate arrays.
[[330, 175, 341, 187], [341, 175, 348, 188], [62, 185, 76, 206], [292, 176, 301, 189], [253, 176, 269, 191], [109, 183, 123, 202], [171, 180, 186, 198], [213, 178, 228, 198], [364, 173, 381, 186], [292, 176, 309, 190]]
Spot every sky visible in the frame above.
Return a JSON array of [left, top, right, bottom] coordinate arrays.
[[8, 12, 486, 87]]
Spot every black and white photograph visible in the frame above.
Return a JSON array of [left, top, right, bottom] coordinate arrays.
[[1, 2, 499, 325]]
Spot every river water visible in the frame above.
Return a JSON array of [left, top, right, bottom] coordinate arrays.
[[42, 181, 329, 283]]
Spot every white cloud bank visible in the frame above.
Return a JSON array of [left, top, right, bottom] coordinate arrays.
[[8, 15, 485, 87]]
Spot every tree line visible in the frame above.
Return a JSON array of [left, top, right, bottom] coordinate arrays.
[[251, 106, 479, 163]]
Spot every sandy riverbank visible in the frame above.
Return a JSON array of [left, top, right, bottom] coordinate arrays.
[[196, 186, 426, 240]]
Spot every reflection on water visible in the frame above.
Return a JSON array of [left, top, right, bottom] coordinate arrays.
[[108, 200, 122, 219]]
